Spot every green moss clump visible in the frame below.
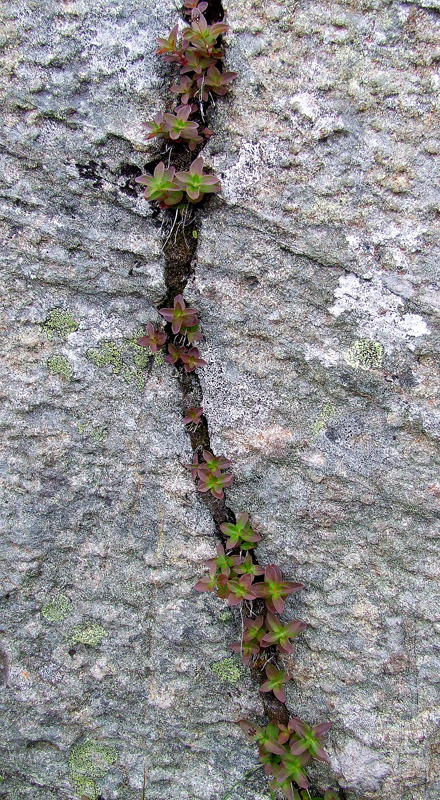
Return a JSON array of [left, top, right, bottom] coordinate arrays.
[[41, 594, 72, 622], [212, 657, 244, 685], [47, 354, 73, 380], [43, 308, 78, 339], [346, 338, 383, 370], [219, 610, 232, 622], [69, 738, 117, 797], [71, 623, 107, 647]]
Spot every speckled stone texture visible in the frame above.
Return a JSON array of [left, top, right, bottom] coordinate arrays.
[[1, 0, 440, 799]]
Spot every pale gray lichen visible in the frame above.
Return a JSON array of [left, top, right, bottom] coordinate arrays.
[[219, 610, 232, 622], [69, 738, 117, 797], [70, 623, 107, 647], [212, 657, 244, 685], [346, 338, 383, 370], [41, 594, 72, 622], [47, 354, 73, 380]]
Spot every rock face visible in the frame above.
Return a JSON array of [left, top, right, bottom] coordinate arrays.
[[1, 1, 440, 800]]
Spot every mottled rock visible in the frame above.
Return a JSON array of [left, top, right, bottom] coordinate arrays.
[[1, 0, 440, 799]]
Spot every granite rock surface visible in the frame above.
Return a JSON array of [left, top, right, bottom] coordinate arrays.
[[1, 1, 440, 799]]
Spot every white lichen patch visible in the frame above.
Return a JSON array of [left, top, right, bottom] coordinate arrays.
[[329, 273, 430, 347], [219, 138, 290, 205]]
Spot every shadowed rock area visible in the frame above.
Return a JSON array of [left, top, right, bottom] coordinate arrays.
[[1, 1, 440, 799]]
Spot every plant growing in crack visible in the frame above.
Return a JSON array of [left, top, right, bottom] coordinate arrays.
[[183, 406, 204, 427], [134, 4, 341, 800]]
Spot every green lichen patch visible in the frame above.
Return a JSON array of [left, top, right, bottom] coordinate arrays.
[[212, 657, 245, 685], [78, 420, 108, 443], [219, 610, 232, 622], [41, 594, 72, 622], [153, 350, 164, 368], [312, 403, 336, 435], [346, 338, 383, 370], [47, 354, 73, 380], [86, 328, 155, 392], [69, 738, 117, 797], [71, 623, 107, 647], [42, 308, 78, 339]]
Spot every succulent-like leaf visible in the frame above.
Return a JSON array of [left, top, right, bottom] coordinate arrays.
[[259, 663, 291, 703], [184, 452, 200, 480], [197, 469, 233, 499], [197, 65, 238, 101], [225, 574, 257, 607], [205, 544, 242, 577], [169, 75, 196, 104], [194, 573, 217, 592], [260, 613, 307, 655], [142, 111, 166, 140], [199, 450, 232, 475], [253, 565, 304, 614], [220, 512, 262, 550], [137, 322, 167, 353], [164, 342, 187, 365], [135, 162, 183, 206], [159, 294, 198, 335], [180, 346, 207, 372], [235, 553, 265, 576], [175, 156, 221, 202], [182, 406, 203, 426]]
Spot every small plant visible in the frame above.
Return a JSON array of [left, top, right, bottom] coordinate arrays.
[[182, 12, 229, 59], [183, 406, 204, 426], [220, 512, 261, 550], [181, 346, 208, 372], [197, 65, 238, 101], [231, 615, 266, 666], [135, 162, 183, 207], [239, 717, 332, 800], [137, 322, 166, 353], [260, 612, 307, 655], [197, 467, 233, 499], [175, 156, 221, 203], [158, 294, 198, 334], [253, 565, 304, 614], [198, 450, 231, 474], [260, 664, 291, 703]]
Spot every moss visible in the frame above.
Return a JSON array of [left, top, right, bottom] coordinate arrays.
[[69, 738, 117, 798], [346, 338, 383, 370], [212, 657, 244, 685], [47, 354, 73, 380], [86, 328, 154, 391], [42, 308, 78, 339], [312, 403, 336, 435], [219, 610, 232, 622], [41, 594, 72, 622], [71, 623, 107, 647]]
